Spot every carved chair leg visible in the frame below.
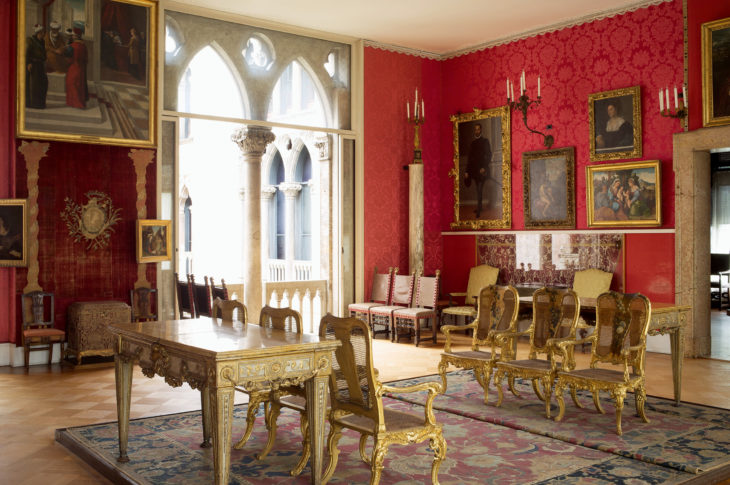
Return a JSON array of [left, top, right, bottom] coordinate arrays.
[[370, 439, 389, 485], [612, 389, 626, 436], [234, 393, 265, 449], [635, 386, 650, 423], [474, 365, 491, 404], [554, 379, 566, 422], [437, 360, 450, 394], [322, 420, 343, 484], [430, 433, 447, 485], [47, 340, 53, 365], [359, 434, 371, 464], [592, 390, 605, 414], [254, 400, 281, 458], [494, 368, 505, 407], [542, 376, 553, 419], [507, 375, 518, 397], [289, 412, 310, 476], [570, 386, 583, 409], [531, 378, 544, 401]]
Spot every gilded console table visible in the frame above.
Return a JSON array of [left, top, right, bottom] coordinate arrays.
[[109, 318, 340, 485], [519, 296, 690, 405]]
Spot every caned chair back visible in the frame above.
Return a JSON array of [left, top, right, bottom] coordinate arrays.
[[22, 291, 54, 329], [212, 297, 247, 323], [319, 314, 380, 421], [175, 273, 194, 318], [190, 275, 212, 317], [259, 305, 303, 334], [474, 285, 519, 343], [572, 268, 613, 299], [530, 287, 580, 355], [592, 291, 651, 368], [130, 286, 157, 322], [370, 267, 393, 304], [389, 270, 415, 307], [209, 277, 229, 301], [413, 270, 440, 309], [465, 264, 500, 303]]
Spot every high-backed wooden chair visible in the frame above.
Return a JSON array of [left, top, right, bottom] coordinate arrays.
[[368, 270, 416, 340], [439, 264, 499, 331], [130, 286, 157, 322], [320, 314, 446, 485], [209, 276, 230, 302], [212, 297, 247, 323], [493, 287, 580, 418], [174, 273, 195, 319], [233, 306, 303, 453], [21, 291, 65, 368], [553, 291, 651, 435], [190, 274, 212, 318], [348, 266, 393, 328], [438, 285, 519, 404], [392, 270, 441, 346]]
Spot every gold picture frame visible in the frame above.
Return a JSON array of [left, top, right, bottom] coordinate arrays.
[[17, 0, 158, 147], [586, 160, 661, 228], [136, 219, 172, 263], [0, 199, 28, 267], [523, 147, 575, 229], [702, 16, 730, 127], [588, 86, 642, 162], [449, 106, 511, 229]]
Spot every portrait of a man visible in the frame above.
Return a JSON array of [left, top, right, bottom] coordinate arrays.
[[589, 86, 641, 162], [0, 201, 27, 266]]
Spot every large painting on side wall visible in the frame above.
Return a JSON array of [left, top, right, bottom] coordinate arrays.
[[702, 16, 730, 127], [17, 0, 157, 147], [449, 106, 511, 230]]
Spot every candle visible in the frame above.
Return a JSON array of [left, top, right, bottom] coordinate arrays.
[[665, 88, 670, 112], [507, 78, 510, 99], [407, 102, 410, 120], [415, 99, 418, 118], [683, 85, 688, 107], [510, 82, 514, 101], [415, 88, 418, 112], [659, 90, 664, 112], [421, 99, 425, 119], [538, 76, 541, 97], [521, 71, 525, 94], [674, 86, 678, 109]]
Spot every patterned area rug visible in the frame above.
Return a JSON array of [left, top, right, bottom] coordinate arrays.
[[57, 395, 695, 484], [387, 370, 730, 476]]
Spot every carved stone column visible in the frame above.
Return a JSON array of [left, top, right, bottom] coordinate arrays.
[[260, 186, 276, 283], [314, 136, 331, 286], [279, 182, 302, 281], [231, 126, 275, 321], [409, 163, 424, 274], [130, 149, 155, 289], [18, 141, 50, 294]]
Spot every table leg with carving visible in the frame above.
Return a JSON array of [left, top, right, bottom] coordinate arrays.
[[306, 373, 329, 485], [200, 384, 212, 448], [669, 316, 685, 406], [114, 355, 133, 463], [211, 384, 235, 485]]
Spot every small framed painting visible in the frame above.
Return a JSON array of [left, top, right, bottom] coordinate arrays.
[[586, 160, 661, 227], [702, 16, 730, 127], [522, 147, 575, 229], [0, 199, 27, 267], [136, 219, 171, 263], [588, 86, 642, 162]]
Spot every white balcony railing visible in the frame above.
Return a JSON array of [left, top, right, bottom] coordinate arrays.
[[267, 259, 312, 282], [264, 279, 327, 334]]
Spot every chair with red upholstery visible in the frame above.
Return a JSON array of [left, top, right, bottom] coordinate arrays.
[[348, 266, 393, 329], [392, 270, 441, 346], [21, 291, 65, 368], [190, 274, 212, 318], [368, 270, 416, 340]]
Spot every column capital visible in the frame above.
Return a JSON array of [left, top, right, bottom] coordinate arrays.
[[231, 125, 276, 158], [261, 185, 277, 199], [314, 135, 331, 160], [279, 182, 302, 198]]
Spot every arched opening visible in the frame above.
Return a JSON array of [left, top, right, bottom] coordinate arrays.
[[294, 148, 312, 261], [267, 60, 326, 127]]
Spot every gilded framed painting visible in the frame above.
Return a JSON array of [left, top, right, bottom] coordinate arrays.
[[522, 147, 575, 229], [586, 160, 661, 227], [449, 106, 511, 229], [136, 219, 171, 263], [702, 17, 730, 127], [17, 0, 157, 147], [588, 86, 642, 162], [0, 199, 27, 267]]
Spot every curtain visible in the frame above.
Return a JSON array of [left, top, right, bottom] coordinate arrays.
[[711, 170, 730, 253]]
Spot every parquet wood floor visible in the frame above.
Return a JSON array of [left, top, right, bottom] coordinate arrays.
[[1, 333, 729, 485]]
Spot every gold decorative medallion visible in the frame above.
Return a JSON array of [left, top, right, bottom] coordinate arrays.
[[60, 191, 121, 250]]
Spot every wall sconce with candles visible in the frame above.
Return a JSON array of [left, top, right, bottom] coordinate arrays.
[[507, 71, 554, 149], [659, 84, 687, 125], [407, 88, 425, 163]]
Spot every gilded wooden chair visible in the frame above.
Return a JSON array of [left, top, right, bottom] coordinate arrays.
[[392, 270, 441, 346], [572, 268, 613, 350], [439, 264, 499, 332], [493, 287, 580, 418], [348, 266, 394, 329], [211, 297, 247, 323], [21, 291, 65, 368], [130, 286, 157, 322], [320, 314, 446, 485], [368, 270, 415, 340], [174, 273, 195, 319], [209, 276, 230, 302], [190, 274, 212, 318], [553, 291, 651, 435], [438, 285, 519, 404], [233, 306, 303, 450]]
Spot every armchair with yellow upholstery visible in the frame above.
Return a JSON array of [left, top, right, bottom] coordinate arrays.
[[553, 291, 651, 435], [439, 264, 499, 331], [493, 287, 580, 418], [320, 314, 446, 485], [572, 268, 613, 348], [438, 284, 519, 404]]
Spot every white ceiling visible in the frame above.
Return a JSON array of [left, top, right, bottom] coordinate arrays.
[[168, 0, 664, 55]]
